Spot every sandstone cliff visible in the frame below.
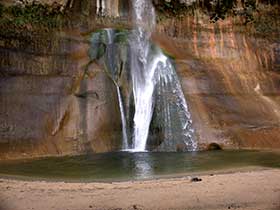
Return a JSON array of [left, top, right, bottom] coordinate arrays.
[[0, 0, 279, 159]]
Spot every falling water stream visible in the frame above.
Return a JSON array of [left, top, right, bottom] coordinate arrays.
[[89, 0, 197, 152], [103, 28, 129, 149], [129, 0, 196, 151], [130, 0, 156, 151], [116, 86, 129, 149]]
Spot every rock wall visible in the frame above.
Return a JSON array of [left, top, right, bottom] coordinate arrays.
[[0, 31, 122, 159], [154, 12, 280, 149], [0, 1, 279, 159]]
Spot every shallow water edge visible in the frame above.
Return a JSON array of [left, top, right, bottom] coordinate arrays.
[[0, 150, 279, 183]]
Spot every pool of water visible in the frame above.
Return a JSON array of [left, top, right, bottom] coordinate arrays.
[[0, 150, 279, 182]]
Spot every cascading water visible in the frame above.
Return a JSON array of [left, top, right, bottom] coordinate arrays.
[[129, 0, 196, 151], [96, 0, 106, 16], [104, 28, 129, 150], [130, 0, 157, 151], [88, 0, 197, 152], [116, 86, 129, 149]]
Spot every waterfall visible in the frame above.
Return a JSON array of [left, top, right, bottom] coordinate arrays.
[[116, 86, 129, 150], [130, 0, 156, 151], [96, 0, 120, 17], [129, 0, 197, 151], [96, 0, 106, 16], [103, 28, 129, 150], [89, 0, 197, 152]]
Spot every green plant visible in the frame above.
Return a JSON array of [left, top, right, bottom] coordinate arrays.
[[0, 1, 64, 29], [156, 0, 189, 17], [155, 0, 279, 25], [0, 3, 4, 17]]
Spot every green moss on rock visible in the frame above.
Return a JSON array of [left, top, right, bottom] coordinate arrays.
[[0, 1, 64, 31]]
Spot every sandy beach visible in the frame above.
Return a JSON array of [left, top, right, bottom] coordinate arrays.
[[0, 169, 280, 210]]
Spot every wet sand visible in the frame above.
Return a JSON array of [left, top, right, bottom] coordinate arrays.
[[0, 169, 280, 210]]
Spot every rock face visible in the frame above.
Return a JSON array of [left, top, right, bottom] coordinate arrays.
[[0, 1, 279, 159], [0, 31, 122, 159], [155, 13, 280, 149]]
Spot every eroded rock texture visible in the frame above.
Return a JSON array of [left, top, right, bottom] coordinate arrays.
[[0, 31, 122, 159], [0, 1, 279, 159], [155, 14, 280, 149]]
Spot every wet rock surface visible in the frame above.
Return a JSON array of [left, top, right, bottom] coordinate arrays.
[[0, 30, 122, 159], [154, 14, 280, 150], [0, 1, 280, 159]]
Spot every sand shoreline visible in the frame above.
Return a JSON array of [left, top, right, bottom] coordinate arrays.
[[1, 168, 280, 210]]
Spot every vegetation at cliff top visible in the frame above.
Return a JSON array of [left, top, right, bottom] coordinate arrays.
[[0, 1, 63, 30], [0, 0, 279, 34], [155, 0, 280, 24]]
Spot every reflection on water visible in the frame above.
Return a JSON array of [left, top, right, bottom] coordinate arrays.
[[133, 153, 153, 179], [0, 150, 279, 182]]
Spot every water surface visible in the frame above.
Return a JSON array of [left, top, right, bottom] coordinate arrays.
[[0, 150, 279, 182]]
